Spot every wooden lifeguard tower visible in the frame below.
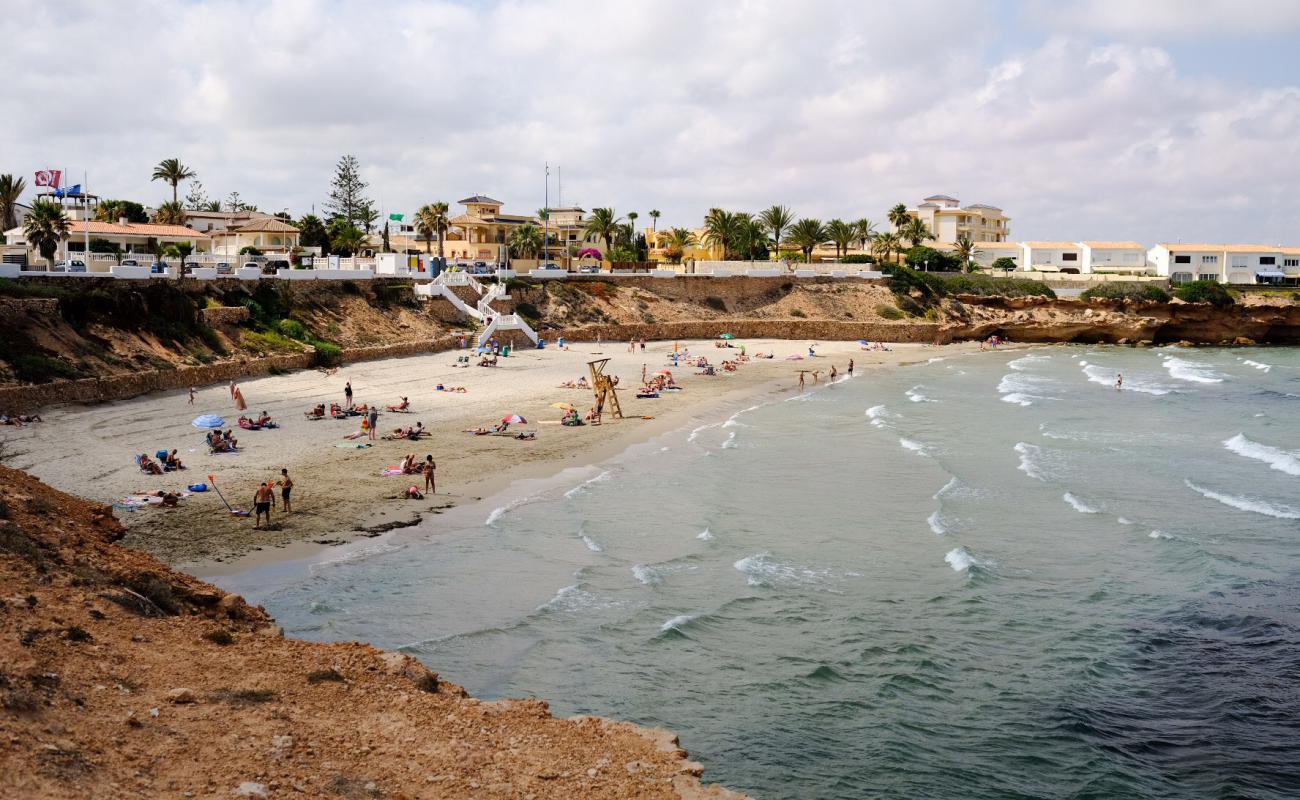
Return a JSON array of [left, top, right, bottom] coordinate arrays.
[[587, 358, 623, 420]]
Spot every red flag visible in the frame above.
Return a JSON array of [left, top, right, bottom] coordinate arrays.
[[34, 170, 62, 188]]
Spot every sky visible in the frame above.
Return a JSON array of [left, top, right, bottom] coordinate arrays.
[[4, 0, 1300, 243]]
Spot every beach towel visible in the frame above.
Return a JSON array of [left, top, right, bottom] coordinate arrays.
[[334, 442, 372, 449], [381, 466, 405, 476]]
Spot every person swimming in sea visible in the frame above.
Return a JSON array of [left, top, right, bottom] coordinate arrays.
[[1116, 373, 1123, 391]]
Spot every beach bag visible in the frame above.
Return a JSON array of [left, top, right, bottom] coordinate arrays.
[[188, 483, 208, 492], [156, 450, 169, 460]]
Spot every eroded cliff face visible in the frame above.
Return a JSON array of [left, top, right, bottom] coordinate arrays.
[[937, 296, 1300, 346], [0, 467, 746, 799]]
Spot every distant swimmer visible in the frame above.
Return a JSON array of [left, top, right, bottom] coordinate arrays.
[[1116, 373, 1123, 391], [847, 359, 854, 376], [830, 365, 838, 381]]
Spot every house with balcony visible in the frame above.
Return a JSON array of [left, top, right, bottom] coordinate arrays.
[[3, 220, 211, 265], [211, 217, 300, 256], [1021, 241, 1084, 273], [1148, 244, 1292, 283], [969, 241, 1024, 271], [902, 195, 1011, 243], [1079, 241, 1148, 274]]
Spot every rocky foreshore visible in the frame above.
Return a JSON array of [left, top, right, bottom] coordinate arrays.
[[0, 466, 746, 799]]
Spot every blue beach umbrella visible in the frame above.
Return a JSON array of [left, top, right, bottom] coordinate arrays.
[[191, 414, 226, 429]]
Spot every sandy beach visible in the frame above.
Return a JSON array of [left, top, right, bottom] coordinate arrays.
[[3, 337, 1008, 570]]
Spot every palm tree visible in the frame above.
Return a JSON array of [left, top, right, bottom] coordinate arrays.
[[664, 227, 695, 264], [900, 218, 933, 247], [703, 208, 746, 260], [649, 209, 661, 233], [0, 174, 27, 232], [153, 201, 187, 226], [627, 211, 639, 237], [953, 232, 980, 273], [583, 207, 622, 256], [328, 220, 366, 257], [163, 241, 194, 272], [825, 219, 856, 260], [785, 218, 827, 264], [507, 223, 544, 258], [23, 200, 70, 267], [871, 232, 902, 265], [853, 218, 877, 251], [151, 159, 196, 204], [735, 215, 770, 260], [759, 205, 794, 258], [887, 203, 910, 232]]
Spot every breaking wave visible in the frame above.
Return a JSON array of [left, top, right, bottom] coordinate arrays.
[[1015, 442, 1046, 481], [696, 528, 714, 541], [631, 564, 663, 586], [1082, 364, 1170, 395], [1223, 434, 1300, 477], [1063, 492, 1101, 514], [1184, 479, 1300, 519], [944, 547, 991, 573], [927, 510, 948, 535], [1163, 356, 1225, 384], [905, 386, 936, 403]]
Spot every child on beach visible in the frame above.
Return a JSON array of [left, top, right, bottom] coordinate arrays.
[[278, 469, 293, 513], [422, 455, 436, 494], [188, 386, 196, 405]]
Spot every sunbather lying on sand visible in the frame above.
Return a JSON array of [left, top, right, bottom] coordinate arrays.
[[386, 397, 410, 411], [1, 413, 42, 426], [138, 454, 164, 475], [305, 404, 326, 419], [513, 431, 536, 440]]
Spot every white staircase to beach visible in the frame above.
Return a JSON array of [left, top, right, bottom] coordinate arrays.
[[414, 271, 536, 347]]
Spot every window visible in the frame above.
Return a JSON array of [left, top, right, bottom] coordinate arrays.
[[1124, 252, 1140, 263], [1198, 273, 1218, 282], [1231, 256, 1248, 267], [1201, 255, 1218, 264], [1284, 258, 1299, 268], [1172, 271, 1193, 283], [1174, 255, 1191, 264], [1259, 256, 1276, 265], [1061, 252, 1078, 261]]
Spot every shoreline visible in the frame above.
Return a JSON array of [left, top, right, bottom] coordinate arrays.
[[4, 338, 1026, 576]]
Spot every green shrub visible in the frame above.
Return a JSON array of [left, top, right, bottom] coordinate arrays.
[[876, 304, 904, 320], [938, 273, 1056, 299], [309, 339, 341, 366], [197, 324, 227, 355], [789, 308, 807, 318], [0, 278, 69, 299], [1174, 280, 1234, 306], [202, 629, 235, 646], [514, 302, 540, 321], [12, 355, 80, 383], [241, 330, 301, 354], [842, 254, 875, 264], [1079, 283, 1171, 303], [904, 246, 963, 272], [504, 277, 537, 291], [277, 319, 307, 340], [991, 257, 1019, 274]]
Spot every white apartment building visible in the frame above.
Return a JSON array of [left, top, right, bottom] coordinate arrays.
[[1079, 241, 1148, 273], [1148, 244, 1291, 283], [1021, 241, 1084, 272], [904, 195, 1010, 243], [970, 241, 1024, 271]]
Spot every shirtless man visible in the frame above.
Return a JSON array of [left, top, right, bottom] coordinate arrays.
[[1116, 373, 1123, 391], [253, 482, 275, 530], [278, 468, 294, 513], [848, 359, 854, 376], [422, 455, 436, 494]]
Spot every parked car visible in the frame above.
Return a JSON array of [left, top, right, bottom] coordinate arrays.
[[241, 262, 259, 272], [53, 259, 87, 272], [538, 262, 563, 271], [263, 259, 290, 273], [120, 259, 140, 268], [578, 264, 600, 274], [149, 262, 167, 274], [215, 262, 233, 275]]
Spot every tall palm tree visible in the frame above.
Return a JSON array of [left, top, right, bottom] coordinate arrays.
[[415, 204, 439, 255], [871, 232, 902, 265], [507, 223, 543, 258], [23, 200, 70, 267], [785, 218, 827, 264], [703, 208, 746, 260], [887, 203, 910, 232], [900, 218, 933, 247], [664, 227, 695, 264], [953, 232, 980, 273], [151, 158, 196, 204], [0, 174, 27, 232], [583, 207, 622, 255], [853, 218, 877, 251], [153, 201, 187, 226], [735, 215, 769, 260], [627, 211, 639, 237], [825, 219, 856, 260], [759, 205, 794, 258], [649, 209, 661, 233]]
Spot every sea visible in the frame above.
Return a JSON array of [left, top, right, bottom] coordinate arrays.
[[217, 345, 1300, 800]]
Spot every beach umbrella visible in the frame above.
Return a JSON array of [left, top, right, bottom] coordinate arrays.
[[551, 403, 576, 411], [654, 370, 673, 376], [191, 414, 225, 429], [718, 333, 735, 339], [502, 414, 527, 424]]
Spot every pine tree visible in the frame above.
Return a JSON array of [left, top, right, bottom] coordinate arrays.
[[324, 155, 374, 230], [184, 180, 210, 210]]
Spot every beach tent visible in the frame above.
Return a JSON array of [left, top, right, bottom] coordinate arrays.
[[718, 333, 735, 339], [551, 403, 576, 411], [502, 414, 527, 424], [191, 414, 226, 429]]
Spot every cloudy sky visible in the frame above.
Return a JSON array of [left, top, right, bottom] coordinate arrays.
[[4, 0, 1299, 243]]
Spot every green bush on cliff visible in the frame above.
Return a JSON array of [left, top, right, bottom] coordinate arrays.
[[938, 274, 1056, 299], [309, 339, 341, 366], [876, 304, 904, 320], [1174, 280, 1235, 307], [1079, 283, 1171, 303], [12, 355, 81, 384], [277, 319, 307, 340]]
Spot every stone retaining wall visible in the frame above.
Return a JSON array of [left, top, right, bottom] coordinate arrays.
[[199, 306, 251, 326], [547, 319, 940, 344]]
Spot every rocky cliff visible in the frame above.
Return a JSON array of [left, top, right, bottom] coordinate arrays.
[[0, 466, 745, 799]]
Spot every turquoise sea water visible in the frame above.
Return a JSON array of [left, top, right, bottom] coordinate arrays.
[[222, 345, 1300, 799]]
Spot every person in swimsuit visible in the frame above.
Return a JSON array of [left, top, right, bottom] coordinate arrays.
[[1116, 373, 1123, 391], [422, 456, 436, 494], [848, 359, 854, 376], [279, 468, 293, 513], [344, 380, 353, 409], [253, 482, 274, 530]]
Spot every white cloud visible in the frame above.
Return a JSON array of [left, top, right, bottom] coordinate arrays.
[[0, 0, 1297, 242], [1031, 0, 1300, 38]]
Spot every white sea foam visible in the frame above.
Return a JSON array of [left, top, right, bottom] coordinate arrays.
[[564, 469, 613, 499], [905, 386, 936, 403], [536, 584, 602, 612], [1223, 434, 1300, 477], [721, 431, 738, 449], [580, 533, 602, 552], [631, 564, 662, 586], [485, 506, 508, 526], [1184, 479, 1300, 519], [1015, 442, 1046, 481], [1242, 359, 1273, 372], [899, 437, 928, 456], [660, 613, 700, 632], [927, 356, 947, 364], [934, 477, 958, 499], [1163, 356, 1224, 384], [1007, 354, 1050, 371], [866, 405, 889, 428], [733, 552, 833, 589], [696, 528, 714, 541], [927, 510, 948, 535], [687, 422, 721, 443], [1063, 492, 1101, 514], [1117, 517, 1134, 526], [998, 372, 1057, 406], [1149, 530, 1172, 540], [1082, 364, 1169, 395], [944, 547, 989, 573]]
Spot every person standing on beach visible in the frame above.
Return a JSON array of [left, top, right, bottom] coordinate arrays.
[[830, 365, 838, 381], [229, 380, 236, 399], [278, 469, 293, 513], [367, 406, 379, 441], [422, 455, 436, 494], [640, 338, 646, 352], [848, 359, 854, 376], [344, 381, 353, 409], [1116, 373, 1123, 391], [798, 371, 806, 390], [253, 482, 274, 530], [641, 364, 648, 385], [233, 384, 247, 411], [188, 386, 196, 405]]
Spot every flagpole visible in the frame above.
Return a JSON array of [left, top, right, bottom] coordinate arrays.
[[83, 170, 89, 260], [543, 162, 549, 267]]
